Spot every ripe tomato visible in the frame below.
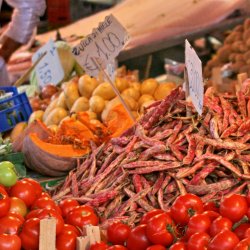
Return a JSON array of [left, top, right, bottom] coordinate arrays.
[[203, 201, 219, 212], [234, 223, 250, 240], [23, 178, 42, 198], [62, 224, 80, 236], [187, 232, 210, 250], [39, 191, 52, 199], [9, 180, 37, 207], [219, 194, 248, 223], [59, 198, 79, 217], [209, 216, 233, 237], [170, 194, 203, 225], [0, 184, 8, 195], [169, 242, 186, 250], [146, 213, 175, 246], [19, 218, 40, 250], [234, 238, 250, 250], [7, 212, 25, 223], [126, 224, 151, 250], [245, 228, 250, 239], [185, 213, 211, 238], [9, 197, 27, 217], [0, 190, 10, 218], [0, 215, 23, 234], [246, 191, 250, 206], [208, 230, 239, 250], [56, 230, 78, 250], [90, 241, 108, 250], [107, 246, 128, 250], [66, 205, 98, 228], [202, 211, 220, 222], [140, 209, 165, 225], [0, 234, 21, 250], [107, 222, 131, 245], [146, 245, 166, 250], [25, 208, 41, 220]]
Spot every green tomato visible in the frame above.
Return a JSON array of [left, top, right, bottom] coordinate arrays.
[[0, 162, 17, 187]]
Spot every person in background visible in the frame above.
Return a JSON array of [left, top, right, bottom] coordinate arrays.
[[0, 0, 46, 85]]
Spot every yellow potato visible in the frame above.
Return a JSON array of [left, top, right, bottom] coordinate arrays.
[[122, 87, 141, 100], [138, 94, 155, 108], [56, 92, 67, 109], [70, 97, 89, 113], [78, 74, 98, 98], [28, 110, 44, 124], [154, 82, 177, 100], [141, 78, 159, 95], [64, 80, 80, 109], [140, 100, 155, 113], [47, 124, 59, 133], [101, 97, 120, 121], [89, 95, 105, 114], [115, 77, 129, 92], [121, 94, 138, 111], [44, 107, 68, 126], [43, 97, 59, 121], [86, 110, 97, 120], [129, 82, 141, 92], [92, 82, 116, 100]]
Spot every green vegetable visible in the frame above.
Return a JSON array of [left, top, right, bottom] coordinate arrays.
[[0, 161, 18, 187]]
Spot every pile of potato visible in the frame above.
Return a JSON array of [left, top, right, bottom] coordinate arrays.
[[28, 75, 176, 130], [204, 18, 250, 78]]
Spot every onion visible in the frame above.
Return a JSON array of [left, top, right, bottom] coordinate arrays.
[[41, 84, 58, 99], [29, 96, 41, 111]]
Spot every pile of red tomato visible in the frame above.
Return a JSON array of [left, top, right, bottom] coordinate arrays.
[[0, 177, 99, 250], [90, 193, 250, 250]]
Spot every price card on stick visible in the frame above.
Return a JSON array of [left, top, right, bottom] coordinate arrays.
[[185, 39, 204, 115], [32, 39, 64, 88], [72, 14, 129, 78]]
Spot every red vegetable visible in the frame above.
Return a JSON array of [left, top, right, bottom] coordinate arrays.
[[107, 222, 131, 245]]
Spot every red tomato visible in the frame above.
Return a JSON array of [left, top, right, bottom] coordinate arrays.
[[0, 184, 8, 195], [9, 180, 37, 207], [107, 246, 128, 250], [62, 224, 81, 236], [234, 238, 250, 250], [9, 197, 27, 217], [59, 198, 79, 217], [146, 245, 166, 250], [185, 213, 211, 238], [245, 228, 250, 239], [140, 209, 165, 225], [209, 216, 233, 237], [7, 212, 25, 223], [170, 194, 204, 225], [187, 232, 210, 250], [39, 192, 52, 199], [66, 205, 98, 228], [23, 178, 42, 198], [169, 242, 186, 250], [90, 241, 108, 250], [56, 230, 78, 250], [0, 234, 21, 250], [234, 223, 250, 240], [126, 224, 151, 250], [208, 230, 239, 250], [0, 190, 10, 218], [202, 210, 220, 222], [204, 201, 219, 212], [146, 213, 175, 246], [246, 191, 250, 206], [107, 222, 131, 245], [25, 208, 41, 220], [35, 208, 64, 235], [219, 194, 248, 223], [19, 218, 40, 250], [0, 215, 23, 235]]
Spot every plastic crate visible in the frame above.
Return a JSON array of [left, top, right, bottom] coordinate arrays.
[[0, 86, 32, 133]]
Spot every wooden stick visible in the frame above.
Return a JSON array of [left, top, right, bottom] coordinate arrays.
[[236, 72, 248, 92], [91, 57, 135, 122], [144, 54, 152, 80], [76, 236, 90, 250], [39, 218, 56, 250], [14, 52, 47, 87]]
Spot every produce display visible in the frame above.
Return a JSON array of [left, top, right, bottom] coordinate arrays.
[[204, 18, 250, 78], [52, 84, 250, 231]]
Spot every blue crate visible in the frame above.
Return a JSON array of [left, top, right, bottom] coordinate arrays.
[[0, 87, 33, 133]]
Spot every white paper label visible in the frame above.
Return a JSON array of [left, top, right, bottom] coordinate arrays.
[[72, 14, 129, 77], [32, 39, 64, 88], [185, 39, 203, 115]]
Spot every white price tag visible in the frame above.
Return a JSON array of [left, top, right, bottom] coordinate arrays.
[[32, 40, 64, 88], [185, 39, 204, 115], [72, 14, 129, 77]]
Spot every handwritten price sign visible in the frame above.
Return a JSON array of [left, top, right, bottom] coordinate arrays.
[[72, 14, 129, 77], [185, 39, 204, 115], [32, 40, 64, 88]]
